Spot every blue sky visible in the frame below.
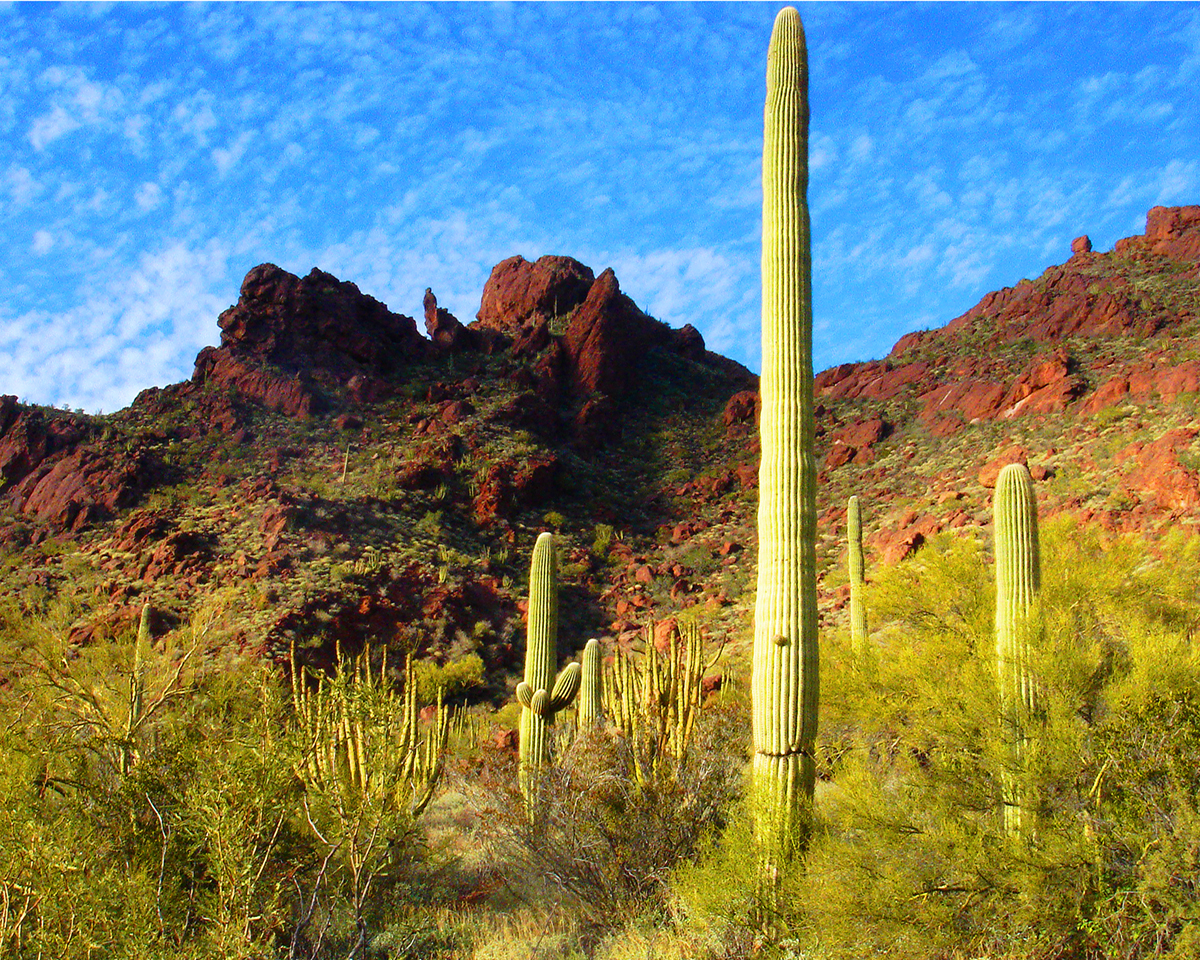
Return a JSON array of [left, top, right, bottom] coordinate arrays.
[[2, 2, 1198, 414]]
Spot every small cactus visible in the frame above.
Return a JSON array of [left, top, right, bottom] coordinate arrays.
[[120, 601, 153, 776], [578, 638, 604, 729], [517, 532, 580, 803], [994, 462, 1041, 836], [848, 496, 868, 657]]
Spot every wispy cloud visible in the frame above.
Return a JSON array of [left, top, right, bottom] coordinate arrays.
[[0, 3, 1197, 410]]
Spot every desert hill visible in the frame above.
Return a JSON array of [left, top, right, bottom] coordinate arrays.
[[2, 204, 1200, 691]]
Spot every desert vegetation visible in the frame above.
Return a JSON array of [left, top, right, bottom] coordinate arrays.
[[4, 6, 1200, 959], [2, 518, 1199, 958]]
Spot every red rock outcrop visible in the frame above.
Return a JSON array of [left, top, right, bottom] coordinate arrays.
[[476, 256, 750, 406], [472, 455, 558, 527], [8, 446, 163, 532], [1117, 429, 1200, 511], [1114, 205, 1200, 263], [0, 397, 87, 492], [475, 255, 596, 334], [561, 268, 663, 398], [191, 263, 428, 414]]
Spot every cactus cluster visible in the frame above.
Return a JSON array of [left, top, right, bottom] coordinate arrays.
[[603, 621, 722, 785], [289, 642, 449, 817], [751, 4, 818, 878], [517, 532, 581, 804], [993, 462, 1042, 836]]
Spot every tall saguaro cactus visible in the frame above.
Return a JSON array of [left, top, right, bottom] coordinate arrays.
[[994, 462, 1041, 836], [517, 532, 581, 803], [752, 5, 818, 878], [848, 496, 867, 657]]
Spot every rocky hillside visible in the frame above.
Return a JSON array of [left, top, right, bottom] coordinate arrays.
[[2, 204, 1199, 696]]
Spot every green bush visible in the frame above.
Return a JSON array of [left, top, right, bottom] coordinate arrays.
[[789, 519, 1200, 959]]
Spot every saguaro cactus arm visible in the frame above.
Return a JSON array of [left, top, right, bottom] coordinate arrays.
[[751, 4, 818, 876]]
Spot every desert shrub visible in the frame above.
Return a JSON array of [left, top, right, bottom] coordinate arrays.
[[475, 695, 747, 937], [0, 601, 450, 959], [789, 519, 1200, 959], [413, 653, 485, 703]]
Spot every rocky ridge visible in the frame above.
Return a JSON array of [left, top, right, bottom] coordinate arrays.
[[2, 206, 1200, 695]]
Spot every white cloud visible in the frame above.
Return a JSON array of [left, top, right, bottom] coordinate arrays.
[[0, 241, 232, 412], [4, 165, 41, 204], [32, 230, 53, 254], [29, 104, 81, 149], [135, 181, 162, 211], [212, 131, 253, 176]]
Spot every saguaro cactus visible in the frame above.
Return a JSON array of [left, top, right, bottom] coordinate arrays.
[[752, 5, 818, 877], [848, 496, 868, 657], [120, 601, 153, 776], [517, 532, 581, 802], [994, 462, 1041, 836], [578, 638, 604, 729]]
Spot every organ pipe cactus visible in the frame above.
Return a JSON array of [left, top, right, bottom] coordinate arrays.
[[848, 496, 868, 657], [603, 621, 724, 786], [993, 462, 1041, 837], [517, 532, 581, 803], [578, 638, 604, 728], [289, 642, 449, 817], [752, 4, 817, 879]]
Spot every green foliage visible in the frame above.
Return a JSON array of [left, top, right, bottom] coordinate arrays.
[[0, 601, 449, 958], [792, 519, 1200, 959], [412, 653, 485, 703]]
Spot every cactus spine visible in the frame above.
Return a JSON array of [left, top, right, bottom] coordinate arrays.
[[752, 5, 818, 877], [578, 638, 604, 728], [517, 532, 581, 803], [848, 496, 867, 657], [994, 462, 1041, 837]]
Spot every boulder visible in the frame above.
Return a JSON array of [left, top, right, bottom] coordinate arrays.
[[475, 255, 595, 334]]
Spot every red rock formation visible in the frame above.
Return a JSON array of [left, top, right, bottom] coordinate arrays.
[[9, 447, 162, 531], [1114, 205, 1200, 263], [192, 349, 317, 418], [561, 268, 660, 398], [472, 455, 558, 526], [475, 255, 596, 334], [192, 263, 428, 414], [0, 397, 87, 492], [1117, 429, 1200, 511], [424, 288, 475, 352]]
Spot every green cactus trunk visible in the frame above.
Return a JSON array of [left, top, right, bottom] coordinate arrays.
[[751, 5, 818, 879], [121, 601, 152, 777], [578, 638, 604, 729], [517, 532, 580, 805], [848, 496, 867, 657], [994, 462, 1041, 837]]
